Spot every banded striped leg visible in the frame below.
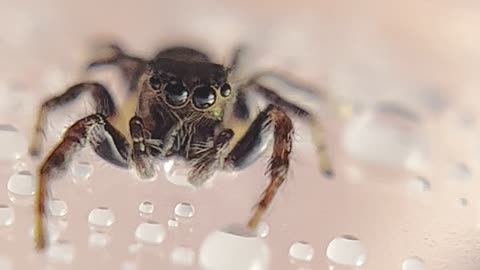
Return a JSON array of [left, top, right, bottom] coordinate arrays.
[[226, 104, 294, 229], [29, 82, 116, 157], [249, 82, 334, 178], [34, 114, 130, 250]]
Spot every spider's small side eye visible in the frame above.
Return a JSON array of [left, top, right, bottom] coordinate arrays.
[[165, 82, 189, 106], [193, 85, 216, 109], [220, 83, 231, 97], [149, 75, 162, 90]]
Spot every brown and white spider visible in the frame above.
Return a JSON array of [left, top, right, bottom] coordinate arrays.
[[29, 42, 334, 250]]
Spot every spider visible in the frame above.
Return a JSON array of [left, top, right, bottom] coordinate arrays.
[[29, 41, 334, 250]]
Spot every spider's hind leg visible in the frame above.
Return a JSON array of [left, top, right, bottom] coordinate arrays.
[[34, 113, 130, 250], [29, 82, 116, 157]]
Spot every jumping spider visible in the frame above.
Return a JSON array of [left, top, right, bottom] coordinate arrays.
[[29, 42, 334, 250]]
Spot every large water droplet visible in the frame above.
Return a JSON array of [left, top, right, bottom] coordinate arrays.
[[134, 221, 166, 244], [88, 207, 115, 228], [138, 201, 154, 216], [49, 199, 68, 217], [343, 106, 426, 168], [7, 170, 35, 196], [47, 240, 74, 264], [199, 226, 270, 270], [326, 235, 367, 267], [174, 202, 195, 218], [0, 124, 27, 160], [170, 246, 195, 266], [289, 241, 314, 262], [402, 256, 425, 270], [0, 205, 14, 226], [71, 160, 93, 183]]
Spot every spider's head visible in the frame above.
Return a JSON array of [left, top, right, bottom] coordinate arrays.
[[145, 59, 234, 120]]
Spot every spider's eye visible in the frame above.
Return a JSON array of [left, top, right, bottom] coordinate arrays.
[[164, 82, 188, 106], [192, 85, 216, 109], [149, 75, 162, 90], [220, 83, 231, 97]]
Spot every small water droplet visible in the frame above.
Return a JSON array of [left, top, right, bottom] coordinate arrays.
[[168, 218, 179, 228], [88, 207, 115, 228], [138, 201, 154, 216], [49, 199, 68, 217], [47, 240, 74, 264], [13, 160, 27, 172], [407, 176, 431, 193], [174, 202, 195, 218], [0, 205, 14, 226], [256, 221, 270, 238], [289, 241, 314, 262], [402, 256, 425, 270], [199, 226, 270, 270], [459, 198, 468, 207], [71, 160, 93, 182], [0, 124, 27, 160], [326, 235, 367, 267], [163, 159, 194, 188], [7, 170, 35, 196], [450, 162, 471, 181], [170, 246, 195, 266], [134, 221, 166, 244], [88, 231, 110, 248]]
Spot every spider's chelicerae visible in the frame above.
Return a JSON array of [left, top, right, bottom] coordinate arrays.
[[29, 42, 334, 250]]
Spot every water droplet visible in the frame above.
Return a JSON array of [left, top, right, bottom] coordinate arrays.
[[199, 226, 270, 270], [138, 201, 154, 216], [163, 159, 194, 188], [88, 207, 115, 228], [407, 176, 431, 193], [450, 162, 471, 181], [0, 256, 12, 270], [326, 235, 367, 267], [174, 202, 195, 218], [49, 199, 68, 217], [170, 246, 195, 266], [71, 160, 93, 182], [47, 240, 74, 264], [88, 231, 110, 248], [134, 221, 166, 244], [256, 221, 270, 238], [289, 241, 314, 262], [0, 205, 14, 226], [402, 256, 425, 270], [0, 124, 27, 160], [7, 170, 35, 196], [343, 107, 426, 168], [13, 160, 27, 172], [168, 218, 179, 228]]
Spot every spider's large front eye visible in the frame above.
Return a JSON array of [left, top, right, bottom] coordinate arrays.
[[149, 75, 162, 90], [192, 86, 216, 109], [165, 83, 188, 106]]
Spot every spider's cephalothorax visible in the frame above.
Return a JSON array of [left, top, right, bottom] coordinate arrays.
[[29, 43, 334, 250]]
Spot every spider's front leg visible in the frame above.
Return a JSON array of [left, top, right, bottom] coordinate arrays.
[[129, 116, 155, 179], [34, 113, 130, 250], [225, 104, 294, 229]]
